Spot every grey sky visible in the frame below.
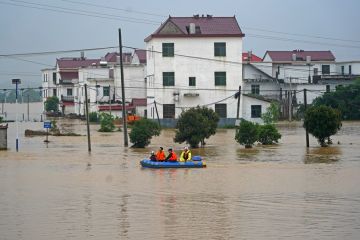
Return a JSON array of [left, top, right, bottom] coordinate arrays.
[[0, 0, 359, 88]]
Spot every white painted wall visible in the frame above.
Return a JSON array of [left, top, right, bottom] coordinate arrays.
[[146, 37, 242, 119], [41, 68, 57, 112], [240, 95, 270, 124], [336, 62, 360, 75]]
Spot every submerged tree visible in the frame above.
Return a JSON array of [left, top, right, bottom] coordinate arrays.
[[99, 113, 115, 132], [258, 124, 281, 145], [44, 96, 59, 112], [304, 105, 342, 147], [235, 120, 259, 148], [261, 102, 280, 124], [129, 119, 161, 148], [174, 106, 219, 148]]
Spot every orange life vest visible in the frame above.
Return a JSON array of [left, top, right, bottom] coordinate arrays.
[[156, 150, 165, 161], [169, 152, 178, 161]]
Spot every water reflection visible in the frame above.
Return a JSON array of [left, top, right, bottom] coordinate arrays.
[[304, 146, 341, 164]]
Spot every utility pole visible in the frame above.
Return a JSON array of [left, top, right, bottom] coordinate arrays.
[[119, 28, 128, 147], [304, 89, 309, 148], [12, 79, 21, 152], [108, 84, 112, 116], [236, 86, 241, 119], [27, 94, 30, 121], [288, 77, 293, 121], [84, 84, 91, 152], [154, 100, 160, 125]]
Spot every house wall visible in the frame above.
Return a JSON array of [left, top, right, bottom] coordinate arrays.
[[146, 37, 243, 119], [240, 95, 270, 124], [41, 68, 57, 111], [336, 62, 360, 74]]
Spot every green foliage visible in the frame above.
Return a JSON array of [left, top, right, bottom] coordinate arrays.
[[304, 105, 342, 147], [258, 124, 281, 145], [235, 120, 259, 148], [174, 106, 219, 148], [45, 96, 59, 112], [312, 80, 360, 120], [99, 113, 115, 132], [261, 102, 280, 124], [0, 116, 3, 123], [129, 119, 161, 148], [89, 112, 98, 123]]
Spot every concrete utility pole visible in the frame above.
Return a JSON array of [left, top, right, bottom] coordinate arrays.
[[289, 77, 292, 121], [84, 84, 91, 152], [12, 79, 21, 152], [236, 85, 241, 119], [303, 89, 310, 148], [27, 94, 30, 121], [154, 100, 160, 125], [119, 28, 129, 147]]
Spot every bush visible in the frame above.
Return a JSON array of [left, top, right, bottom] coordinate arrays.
[[304, 105, 342, 146], [99, 113, 115, 132], [261, 102, 280, 124], [129, 119, 161, 148], [174, 106, 219, 148], [258, 124, 281, 145], [89, 112, 98, 123], [235, 120, 259, 148], [45, 96, 59, 112]]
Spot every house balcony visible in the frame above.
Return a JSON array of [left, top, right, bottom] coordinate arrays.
[[313, 74, 360, 83], [59, 79, 77, 85], [61, 95, 74, 102]]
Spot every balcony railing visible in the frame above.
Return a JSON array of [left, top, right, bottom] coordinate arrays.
[[59, 79, 76, 85], [61, 95, 74, 102]]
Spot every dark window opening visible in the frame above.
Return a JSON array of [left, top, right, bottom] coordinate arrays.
[[162, 43, 174, 57], [189, 77, 196, 86], [251, 105, 262, 118], [103, 86, 110, 97], [67, 88, 73, 96], [322, 65, 330, 75], [214, 42, 226, 57], [163, 104, 175, 119], [215, 104, 227, 118], [215, 72, 226, 86], [251, 85, 260, 95], [163, 72, 175, 86]]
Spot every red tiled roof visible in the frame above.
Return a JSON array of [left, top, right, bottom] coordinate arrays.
[[131, 98, 147, 106], [264, 50, 335, 62], [57, 58, 100, 69], [145, 15, 244, 41], [134, 49, 147, 64], [104, 52, 132, 63], [60, 71, 78, 80], [242, 52, 262, 62]]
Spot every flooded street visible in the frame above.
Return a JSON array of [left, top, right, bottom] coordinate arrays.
[[0, 120, 360, 240]]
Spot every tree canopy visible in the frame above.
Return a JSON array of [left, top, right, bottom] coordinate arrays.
[[312, 79, 360, 120], [235, 120, 259, 148], [174, 106, 219, 148], [44, 96, 59, 112], [304, 105, 342, 146], [129, 118, 161, 148], [261, 102, 280, 124]]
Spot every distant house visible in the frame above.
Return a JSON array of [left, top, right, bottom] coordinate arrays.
[[145, 15, 244, 124]]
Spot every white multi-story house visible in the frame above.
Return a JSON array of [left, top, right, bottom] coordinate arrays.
[[145, 15, 244, 124], [41, 68, 57, 111]]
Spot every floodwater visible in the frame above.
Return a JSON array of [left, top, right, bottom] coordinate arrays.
[[0, 120, 360, 240], [0, 102, 44, 122]]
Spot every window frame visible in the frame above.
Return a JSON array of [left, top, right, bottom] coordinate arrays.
[[251, 105, 262, 118], [214, 72, 226, 86], [215, 103, 227, 118], [162, 43, 174, 57], [163, 104, 175, 119], [163, 72, 175, 86], [251, 84, 260, 95], [189, 77, 196, 86], [214, 42, 226, 57]]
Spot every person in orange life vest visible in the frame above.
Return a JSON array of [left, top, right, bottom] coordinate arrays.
[[165, 148, 177, 162], [180, 146, 192, 162], [155, 147, 166, 161], [150, 151, 156, 161]]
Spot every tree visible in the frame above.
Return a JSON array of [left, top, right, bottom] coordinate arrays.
[[45, 96, 59, 112], [235, 120, 259, 148], [261, 102, 280, 124], [304, 105, 342, 147], [174, 106, 219, 148], [258, 124, 281, 145], [99, 113, 115, 132], [312, 79, 360, 120], [129, 119, 161, 148]]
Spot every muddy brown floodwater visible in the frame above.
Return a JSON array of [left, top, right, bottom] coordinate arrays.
[[0, 120, 360, 240]]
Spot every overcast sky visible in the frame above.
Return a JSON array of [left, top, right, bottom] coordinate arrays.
[[0, 0, 359, 88]]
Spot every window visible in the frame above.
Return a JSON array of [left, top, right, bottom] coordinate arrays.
[[162, 43, 174, 57], [251, 105, 262, 118], [103, 86, 110, 96], [341, 66, 345, 75], [67, 88, 73, 96], [189, 77, 196, 86], [53, 72, 57, 83], [214, 42, 226, 57], [215, 72, 226, 86], [322, 65, 330, 75], [163, 72, 175, 86], [163, 104, 175, 118], [215, 104, 227, 118], [251, 85, 260, 95], [326, 85, 330, 93], [53, 89, 57, 97], [349, 65, 352, 75]]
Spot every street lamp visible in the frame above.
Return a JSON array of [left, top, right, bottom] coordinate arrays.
[[12, 78, 21, 152]]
